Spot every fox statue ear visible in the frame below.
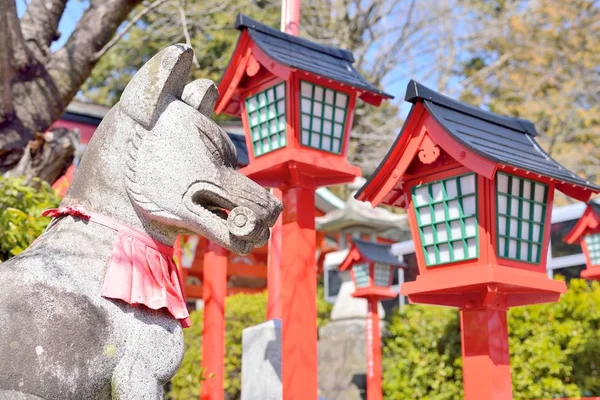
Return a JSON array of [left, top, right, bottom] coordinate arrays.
[[182, 79, 219, 117], [120, 44, 193, 129]]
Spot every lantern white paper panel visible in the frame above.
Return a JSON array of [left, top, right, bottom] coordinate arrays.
[[374, 263, 392, 287], [496, 172, 548, 263], [246, 83, 287, 157], [299, 81, 347, 154], [585, 234, 600, 265], [413, 173, 478, 266], [352, 263, 370, 288]]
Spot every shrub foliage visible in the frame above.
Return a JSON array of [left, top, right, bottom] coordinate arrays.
[[0, 177, 60, 261]]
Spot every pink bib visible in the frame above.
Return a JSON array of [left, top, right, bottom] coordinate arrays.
[[43, 207, 190, 328]]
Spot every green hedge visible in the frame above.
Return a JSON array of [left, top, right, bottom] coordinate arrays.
[[169, 287, 333, 399], [383, 278, 600, 399], [0, 177, 60, 261]]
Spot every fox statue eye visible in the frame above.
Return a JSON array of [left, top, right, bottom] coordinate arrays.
[[212, 149, 224, 165], [198, 127, 225, 165]]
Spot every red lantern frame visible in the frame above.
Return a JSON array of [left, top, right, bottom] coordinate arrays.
[[564, 202, 600, 280], [216, 23, 389, 188], [338, 240, 405, 300], [358, 101, 569, 308]]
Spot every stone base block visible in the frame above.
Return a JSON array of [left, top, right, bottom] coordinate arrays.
[[241, 319, 282, 400]]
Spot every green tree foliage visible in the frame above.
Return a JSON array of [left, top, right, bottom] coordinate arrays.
[[458, 0, 600, 192], [169, 289, 332, 399], [382, 279, 600, 399], [0, 177, 61, 261]]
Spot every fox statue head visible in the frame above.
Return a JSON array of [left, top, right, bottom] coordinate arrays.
[[63, 44, 282, 254]]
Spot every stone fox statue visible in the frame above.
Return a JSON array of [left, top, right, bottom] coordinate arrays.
[[0, 44, 282, 399]]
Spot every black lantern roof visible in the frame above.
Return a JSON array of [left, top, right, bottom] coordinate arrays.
[[235, 14, 392, 99], [352, 239, 406, 267], [404, 80, 600, 191]]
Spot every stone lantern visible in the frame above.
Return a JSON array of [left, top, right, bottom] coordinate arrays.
[[338, 239, 405, 400], [355, 80, 600, 400], [564, 201, 600, 280]]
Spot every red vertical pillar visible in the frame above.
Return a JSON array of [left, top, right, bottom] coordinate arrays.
[[201, 242, 228, 400], [281, 185, 317, 400], [267, 188, 283, 320], [366, 298, 382, 400], [460, 307, 512, 400]]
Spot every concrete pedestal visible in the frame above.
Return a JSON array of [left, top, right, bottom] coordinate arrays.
[[241, 320, 282, 400]]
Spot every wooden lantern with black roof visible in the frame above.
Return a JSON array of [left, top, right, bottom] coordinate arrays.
[[339, 239, 405, 300], [215, 14, 392, 400], [338, 239, 405, 400], [564, 201, 600, 280], [355, 80, 600, 400], [215, 14, 392, 186]]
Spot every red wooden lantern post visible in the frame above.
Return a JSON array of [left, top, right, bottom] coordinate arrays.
[[201, 242, 228, 400], [339, 239, 405, 400], [215, 14, 391, 400], [356, 80, 599, 400], [266, 188, 284, 319], [564, 202, 600, 280]]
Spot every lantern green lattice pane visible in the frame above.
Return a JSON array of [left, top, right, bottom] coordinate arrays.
[[246, 83, 287, 157], [585, 233, 600, 265], [413, 173, 478, 267], [496, 172, 548, 263], [299, 81, 347, 154], [353, 263, 370, 288], [374, 263, 391, 287]]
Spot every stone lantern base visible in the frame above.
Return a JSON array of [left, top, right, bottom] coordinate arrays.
[[318, 318, 368, 400]]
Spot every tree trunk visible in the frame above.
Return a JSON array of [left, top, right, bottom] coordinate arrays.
[[4, 127, 78, 186], [0, 0, 142, 183]]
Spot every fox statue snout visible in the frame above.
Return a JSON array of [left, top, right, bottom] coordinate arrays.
[[65, 43, 282, 254]]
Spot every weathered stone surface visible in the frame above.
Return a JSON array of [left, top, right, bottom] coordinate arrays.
[[0, 44, 282, 399], [319, 320, 368, 400], [242, 320, 282, 400]]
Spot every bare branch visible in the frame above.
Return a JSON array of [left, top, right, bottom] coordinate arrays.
[[0, 0, 34, 71], [48, 0, 143, 103], [20, 0, 68, 60], [0, 0, 34, 125], [177, 0, 200, 68], [94, 0, 172, 61]]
